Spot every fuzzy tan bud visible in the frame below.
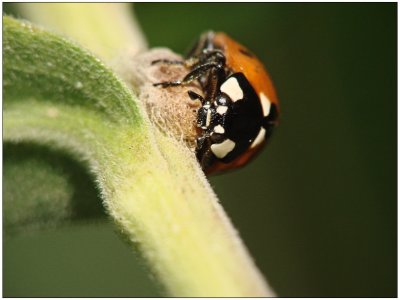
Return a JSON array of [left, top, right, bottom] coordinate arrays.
[[119, 48, 202, 150]]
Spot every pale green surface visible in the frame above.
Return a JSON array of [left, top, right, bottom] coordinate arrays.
[[3, 15, 273, 297], [16, 3, 147, 61]]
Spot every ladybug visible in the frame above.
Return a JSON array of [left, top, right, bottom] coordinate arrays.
[[153, 31, 279, 174]]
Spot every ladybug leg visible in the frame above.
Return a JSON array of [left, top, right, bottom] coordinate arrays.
[[151, 59, 184, 65], [153, 62, 223, 88], [200, 49, 225, 63], [153, 80, 183, 88], [187, 90, 205, 104], [153, 49, 226, 88], [190, 50, 225, 71], [195, 135, 207, 162], [200, 150, 216, 172], [195, 135, 215, 171], [182, 62, 223, 81], [152, 57, 200, 68]]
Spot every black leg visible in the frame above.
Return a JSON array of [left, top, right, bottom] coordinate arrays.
[[188, 90, 204, 103], [195, 135, 211, 169], [151, 59, 184, 66], [152, 50, 224, 71], [153, 62, 223, 88], [181, 62, 224, 83], [201, 49, 225, 62], [197, 146, 216, 173], [152, 57, 200, 68], [153, 80, 183, 88]]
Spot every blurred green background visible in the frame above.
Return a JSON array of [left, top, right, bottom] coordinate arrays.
[[4, 3, 396, 297]]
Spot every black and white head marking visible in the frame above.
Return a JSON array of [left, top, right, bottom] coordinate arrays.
[[210, 139, 236, 159], [200, 73, 262, 162], [220, 76, 244, 102]]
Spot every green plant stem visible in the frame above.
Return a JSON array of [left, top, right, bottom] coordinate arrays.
[[5, 100, 274, 296], [4, 10, 275, 297]]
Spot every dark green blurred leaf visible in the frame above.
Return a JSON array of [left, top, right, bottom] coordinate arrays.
[[4, 143, 105, 234], [4, 223, 159, 297]]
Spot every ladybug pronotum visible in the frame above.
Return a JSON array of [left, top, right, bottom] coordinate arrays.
[[153, 31, 279, 174]]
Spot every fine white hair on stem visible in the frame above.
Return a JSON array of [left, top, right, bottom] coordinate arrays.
[[118, 48, 202, 150]]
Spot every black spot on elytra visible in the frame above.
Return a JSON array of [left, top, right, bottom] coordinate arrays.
[[239, 48, 255, 57]]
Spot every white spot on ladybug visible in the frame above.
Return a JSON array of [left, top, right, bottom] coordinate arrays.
[[211, 139, 236, 158], [214, 124, 225, 134], [216, 105, 228, 115], [250, 128, 266, 148], [220, 77, 243, 102], [206, 109, 212, 127], [260, 93, 271, 117]]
